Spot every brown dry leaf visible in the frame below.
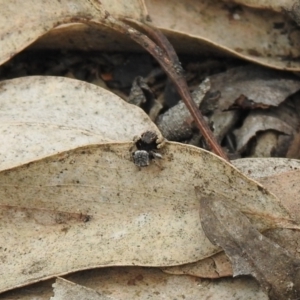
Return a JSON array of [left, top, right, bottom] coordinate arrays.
[[0, 142, 297, 293], [51, 277, 116, 300], [0, 76, 160, 170], [199, 194, 300, 299]]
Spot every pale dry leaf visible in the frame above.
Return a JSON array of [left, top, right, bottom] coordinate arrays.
[[33, 24, 144, 53], [0, 280, 53, 300], [210, 110, 239, 143], [232, 157, 300, 178], [234, 110, 294, 152], [2, 0, 300, 71], [210, 65, 300, 144], [248, 131, 284, 158], [163, 157, 300, 279], [0, 142, 297, 292], [250, 102, 300, 157], [257, 170, 300, 223], [162, 252, 233, 278], [0, 0, 103, 65], [166, 227, 300, 280], [33, 0, 148, 52], [199, 194, 300, 299], [65, 267, 268, 300], [221, 0, 294, 11], [0, 0, 147, 65], [0, 76, 160, 170], [209, 65, 300, 111], [145, 0, 300, 70], [0, 267, 268, 300], [51, 277, 116, 300], [96, 0, 148, 20], [287, 131, 300, 159]]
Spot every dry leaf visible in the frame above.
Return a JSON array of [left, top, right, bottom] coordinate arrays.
[[0, 267, 268, 300], [234, 110, 294, 152], [0, 142, 296, 292], [0, 0, 100, 65], [144, 0, 300, 70], [0, 0, 147, 65], [0, 280, 53, 300], [51, 277, 115, 300], [199, 194, 300, 299], [221, 0, 294, 11], [0, 76, 160, 170], [164, 157, 300, 279], [209, 65, 300, 144], [162, 252, 233, 278], [256, 170, 300, 223], [65, 267, 268, 300], [1, 0, 300, 71], [233, 157, 300, 178], [209, 65, 300, 111], [34, 0, 300, 70]]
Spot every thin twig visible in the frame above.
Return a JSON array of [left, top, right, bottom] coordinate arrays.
[[92, 10, 229, 161]]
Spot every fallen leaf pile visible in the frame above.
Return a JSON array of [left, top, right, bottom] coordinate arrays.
[[1, 0, 300, 299]]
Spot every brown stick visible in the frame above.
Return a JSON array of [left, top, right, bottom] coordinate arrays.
[[93, 11, 229, 161]]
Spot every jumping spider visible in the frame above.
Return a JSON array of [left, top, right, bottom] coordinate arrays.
[[132, 131, 163, 167]]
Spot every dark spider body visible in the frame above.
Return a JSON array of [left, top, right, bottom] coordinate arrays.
[[132, 131, 162, 167]]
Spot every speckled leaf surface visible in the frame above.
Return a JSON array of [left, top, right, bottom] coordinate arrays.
[[1, 0, 300, 70], [0, 0, 147, 65], [0, 267, 268, 300], [199, 195, 300, 299], [0, 142, 297, 292], [51, 277, 115, 300], [0, 0, 98, 65], [163, 157, 300, 279], [0, 76, 160, 170], [64, 267, 268, 300], [221, 0, 294, 11], [144, 0, 300, 70]]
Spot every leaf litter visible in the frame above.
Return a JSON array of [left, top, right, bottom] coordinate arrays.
[[51, 277, 115, 300], [199, 194, 300, 299], [0, 0, 300, 298], [0, 76, 161, 170], [164, 157, 300, 279], [0, 141, 298, 293]]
